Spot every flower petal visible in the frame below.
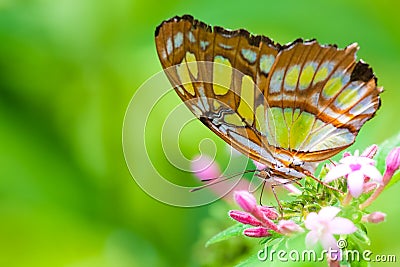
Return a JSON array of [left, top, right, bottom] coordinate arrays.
[[320, 233, 339, 251], [228, 210, 262, 226], [283, 183, 302, 195], [347, 171, 365, 198], [321, 233, 342, 261], [325, 164, 351, 183], [243, 226, 270, 237], [274, 177, 302, 195], [234, 191, 257, 213], [277, 220, 304, 235], [363, 182, 377, 193], [318, 206, 341, 221], [329, 218, 357, 234], [340, 155, 374, 165], [362, 164, 383, 183], [257, 206, 279, 220], [305, 231, 319, 248], [361, 144, 378, 158], [385, 147, 400, 177], [304, 212, 319, 230]]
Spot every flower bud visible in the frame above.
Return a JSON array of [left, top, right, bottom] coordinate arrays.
[[384, 147, 400, 184], [228, 210, 262, 226], [343, 151, 351, 157], [243, 227, 271, 238], [361, 144, 378, 159], [277, 220, 304, 235], [234, 190, 257, 213], [363, 182, 377, 193], [362, 211, 386, 224], [258, 206, 279, 220]]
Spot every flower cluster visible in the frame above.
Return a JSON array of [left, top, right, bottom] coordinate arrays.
[[324, 145, 400, 209], [228, 190, 302, 237], [325, 146, 382, 198], [192, 144, 400, 266], [229, 191, 357, 255]]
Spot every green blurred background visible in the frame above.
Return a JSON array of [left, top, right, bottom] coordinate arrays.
[[1, 0, 399, 266]]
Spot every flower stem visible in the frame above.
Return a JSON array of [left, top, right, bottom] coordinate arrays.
[[360, 185, 385, 210], [342, 193, 352, 206], [328, 258, 341, 267]]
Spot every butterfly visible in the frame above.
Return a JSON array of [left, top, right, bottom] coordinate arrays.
[[154, 15, 382, 183]]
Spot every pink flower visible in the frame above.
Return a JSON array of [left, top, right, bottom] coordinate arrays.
[[190, 155, 252, 201], [343, 151, 352, 158], [359, 147, 400, 209], [191, 155, 221, 181], [324, 152, 382, 197], [229, 210, 262, 226], [363, 182, 377, 193], [383, 147, 400, 184], [234, 190, 257, 213], [305, 206, 357, 252], [362, 211, 386, 224], [360, 144, 378, 158], [229, 191, 279, 237], [244, 227, 271, 237], [277, 220, 304, 235], [258, 206, 279, 220]]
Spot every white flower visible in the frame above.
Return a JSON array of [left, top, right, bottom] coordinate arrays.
[[324, 152, 382, 197], [305, 206, 357, 252]]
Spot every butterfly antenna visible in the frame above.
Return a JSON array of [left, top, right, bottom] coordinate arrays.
[[190, 169, 257, 192], [198, 169, 256, 182]]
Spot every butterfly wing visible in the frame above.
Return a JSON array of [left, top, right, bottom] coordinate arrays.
[[155, 15, 382, 175], [155, 15, 283, 169], [264, 41, 382, 162]]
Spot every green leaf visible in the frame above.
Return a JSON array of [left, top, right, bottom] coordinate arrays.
[[234, 252, 263, 267], [263, 236, 284, 249], [351, 227, 371, 246], [205, 223, 249, 247], [342, 238, 370, 267], [375, 133, 400, 189]]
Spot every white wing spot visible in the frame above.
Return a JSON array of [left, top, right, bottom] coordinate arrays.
[[174, 32, 183, 48], [269, 69, 284, 93], [187, 31, 196, 43], [219, 43, 233, 49], [241, 49, 257, 64], [166, 38, 173, 55], [200, 40, 209, 50], [259, 54, 275, 75]]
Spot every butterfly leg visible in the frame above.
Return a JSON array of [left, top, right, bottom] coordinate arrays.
[[270, 183, 283, 216], [304, 170, 343, 194], [259, 179, 267, 205]]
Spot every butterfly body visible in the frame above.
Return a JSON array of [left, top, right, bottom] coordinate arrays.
[[155, 15, 382, 181]]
